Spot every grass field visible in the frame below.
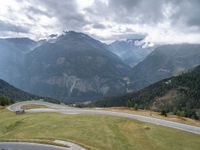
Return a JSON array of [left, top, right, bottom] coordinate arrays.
[[0, 107, 200, 150], [105, 107, 200, 127], [21, 104, 48, 110]]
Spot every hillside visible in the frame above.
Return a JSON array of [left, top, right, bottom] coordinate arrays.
[[131, 44, 200, 90], [0, 79, 40, 105], [92, 65, 200, 119], [0, 79, 58, 106], [20, 31, 132, 101]]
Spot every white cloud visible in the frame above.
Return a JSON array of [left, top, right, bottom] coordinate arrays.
[[0, 0, 199, 44], [76, 0, 94, 10]]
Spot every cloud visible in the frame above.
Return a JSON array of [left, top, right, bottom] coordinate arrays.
[[169, 0, 200, 28], [84, 0, 166, 25], [108, 0, 165, 24], [0, 20, 29, 33], [88, 0, 200, 28], [83, 0, 200, 43], [32, 0, 89, 30], [0, 0, 199, 44], [0, 0, 90, 39], [92, 23, 106, 29]]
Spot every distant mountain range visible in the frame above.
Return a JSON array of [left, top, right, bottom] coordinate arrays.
[[0, 31, 132, 102], [131, 44, 200, 90], [1, 31, 200, 102], [91, 65, 200, 119], [4, 38, 38, 53], [108, 38, 154, 67], [22, 31, 132, 101]]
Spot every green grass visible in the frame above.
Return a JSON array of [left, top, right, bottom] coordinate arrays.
[[0, 108, 199, 150]]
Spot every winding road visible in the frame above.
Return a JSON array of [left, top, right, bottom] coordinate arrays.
[[0, 142, 68, 150], [0, 140, 86, 150], [8, 101, 200, 135]]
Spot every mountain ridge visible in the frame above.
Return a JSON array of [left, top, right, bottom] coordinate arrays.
[[131, 44, 200, 90], [19, 31, 132, 102], [108, 38, 154, 67]]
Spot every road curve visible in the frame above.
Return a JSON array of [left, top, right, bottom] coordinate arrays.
[[8, 101, 200, 135], [0, 142, 68, 150], [0, 141, 87, 150]]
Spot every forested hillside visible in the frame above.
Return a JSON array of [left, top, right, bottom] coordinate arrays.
[[92, 66, 200, 119], [0, 79, 54, 106]]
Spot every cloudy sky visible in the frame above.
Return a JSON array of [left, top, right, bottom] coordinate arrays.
[[0, 0, 200, 44]]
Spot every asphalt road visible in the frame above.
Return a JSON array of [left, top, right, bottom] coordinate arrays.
[[8, 101, 200, 135], [0, 140, 87, 150], [0, 142, 68, 150]]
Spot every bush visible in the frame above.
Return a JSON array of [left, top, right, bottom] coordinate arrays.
[[161, 110, 167, 117], [134, 104, 138, 110], [176, 110, 186, 117]]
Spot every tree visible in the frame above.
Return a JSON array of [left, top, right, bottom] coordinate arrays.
[[134, 104, 138, 110], [0, 95, 12, 106], [127, 99, 134, 108]]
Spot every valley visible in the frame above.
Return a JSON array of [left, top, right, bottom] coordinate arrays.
[[0, 1, 200, 149], [0, 31, 200, 150]]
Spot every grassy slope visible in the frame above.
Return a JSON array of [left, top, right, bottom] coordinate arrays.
[[21, 104, 48, 110], [0, 108, 200, 150], [104, 107, 200, 127]]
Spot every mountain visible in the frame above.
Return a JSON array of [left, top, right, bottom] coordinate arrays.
[[4, 38, 38, 53], [1, 34, 200, 104], [0, 79, 39, 101], [20, 31, 132, 102], [131, 44, 200, 90], [0, 39, 25, 87], [91, 65, 200, 119], [0, 37, 41, 88], [108, 38, 154, 67]]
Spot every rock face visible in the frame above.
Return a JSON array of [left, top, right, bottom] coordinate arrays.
[[108, 38, 154, 67], [20, 31, 131, 101], [131, 44, 200, 90]]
